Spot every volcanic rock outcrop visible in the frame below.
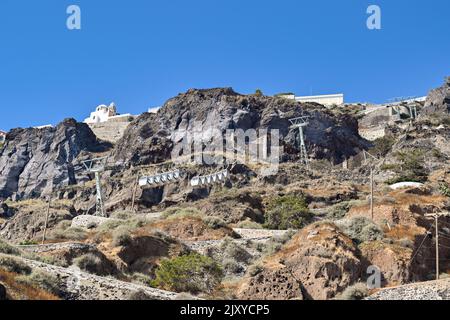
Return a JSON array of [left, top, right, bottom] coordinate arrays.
[[113, 88, 370, 167], [422, 77, 450, 115], [0, 119, 111, 201]]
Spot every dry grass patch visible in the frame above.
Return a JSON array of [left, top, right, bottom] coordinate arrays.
[[384, 224, 425, 241], [139, 216, 235, 241], [0, 269, 59, 300]]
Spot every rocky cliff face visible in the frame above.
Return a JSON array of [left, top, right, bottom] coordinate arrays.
[[422, 77, 450, 115], [0, 119, 110, 201], [0, 89, 369, 202], [113, 88, 370, 166]]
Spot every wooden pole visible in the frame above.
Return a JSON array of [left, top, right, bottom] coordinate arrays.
[[370, 167, 374, 220], [42, 197, 51, 245], [435, 215, 440, 280], [131, 176, 139, 213]]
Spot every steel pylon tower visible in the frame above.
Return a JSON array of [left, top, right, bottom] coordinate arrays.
[[82, 157, 108, 217], [289, 116, 310, 169]]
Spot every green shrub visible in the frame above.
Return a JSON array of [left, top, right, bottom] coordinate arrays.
[[21, 252, 68, 267], [161, 207, 203, 219], [236, 220, 263, 229], [336, 217, 383, 244], [222, 259, 243, 274], [326, 201, 352, 220], [370, 136, 395, 158], [0, 240, 20, 256], [220, 239, 252, 264], [111, 227, 132, 247], [439, 183, 450, 197], [203, 217, 227, 230], [16, 270, 61, 296], [0, 255, 32, 275], [247, 264, 264, 277], [110, 211, 134, 220], [385, 148, 429, 184], [98, 220, 123, 232], [337, 283, 369, 300], [73, 254, 105, 276], [124, 217, 148, 229], [130, 273, 153, 287], [153, 253, 223, 294], [51, 223, 87, 241], [18, 240, 38, 246], [254, 230, 296, 256], [264, 195, 312, 230]]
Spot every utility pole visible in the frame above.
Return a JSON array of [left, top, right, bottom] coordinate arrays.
[[370, 167, 374, 220], [363, 151, 377, 221], [131, 175, 139, 213], [42, 197, 51, 245], [425, 212, 450, 280]]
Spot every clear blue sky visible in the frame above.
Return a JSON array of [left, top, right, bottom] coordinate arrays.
[[0, 0, 449, 131]]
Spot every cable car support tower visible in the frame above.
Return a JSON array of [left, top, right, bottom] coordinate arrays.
[[82, 157, 108, 217], [289, 116, 310, 169]]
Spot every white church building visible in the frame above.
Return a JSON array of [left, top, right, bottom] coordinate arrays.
[[0, 130, 6, 143], [83, 103, 136, 143], [84, 103, 133, 124]]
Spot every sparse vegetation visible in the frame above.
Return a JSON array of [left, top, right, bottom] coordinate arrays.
[[336, 217, 384, 244], [130, 273, 153, 287], [247, 264, 264, 277], [325, 201, 354, 220], [127, 290, 154, 300], [236, 219, 263, 229], [152, 253, 223, 294], [50, 220, 87, 241], [0, 240, 20, 256], [0, 255, 32, 275], [439, 183, 450, 197], [203, 216, 227, 230], [110, 210, 134, 220], [16, 270, 61, 296], [385, 148, 429, 184], [18, 240, 38, 246], [73, 254, 105, 276], [161, 207, 203, 219], [111, 227, 132, 247], [20, 252, 68, 267], [254, 230, 296, 256], [264, 195, 312, 230], [370, 136, 395, 158], [0, 269, 59, 300], [337, 283, 369, 300]]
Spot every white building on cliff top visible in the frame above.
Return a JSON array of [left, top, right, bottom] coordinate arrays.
[[84, 102, 133, 124], [295, 93, 344, 106], [278, 93, 345, 106], [0, 130, 6, 143]]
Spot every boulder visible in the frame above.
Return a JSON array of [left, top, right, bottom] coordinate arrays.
[[360, 241, 413, 286], [239, 269, 303, 300], [238, 223, 362, 300]]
